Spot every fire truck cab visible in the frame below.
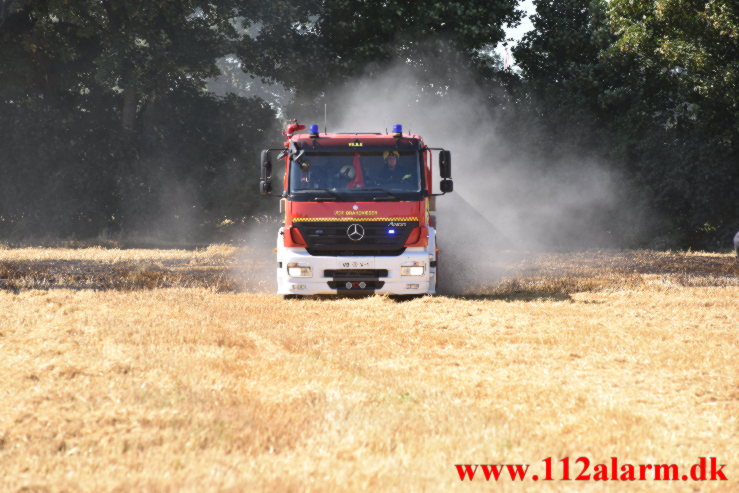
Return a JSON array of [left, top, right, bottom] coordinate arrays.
[[260, 122, 453, 296]]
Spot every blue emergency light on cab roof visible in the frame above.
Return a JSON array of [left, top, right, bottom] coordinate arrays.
[[309, 124, 319, 137], [392, 124, 402, 136]]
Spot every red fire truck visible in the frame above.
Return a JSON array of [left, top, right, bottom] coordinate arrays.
[[260, 121, 453, 296]]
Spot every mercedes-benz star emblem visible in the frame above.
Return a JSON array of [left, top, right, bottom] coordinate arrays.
[[347, 223, 365, 241]]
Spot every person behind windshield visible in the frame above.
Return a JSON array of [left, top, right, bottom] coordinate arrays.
[[372, 151, 414, 188], [340, 153, 365, 188], [297, 166, 328, 190]]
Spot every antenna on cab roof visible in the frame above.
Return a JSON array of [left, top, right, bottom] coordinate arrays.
[[324, 103, 327, 134]]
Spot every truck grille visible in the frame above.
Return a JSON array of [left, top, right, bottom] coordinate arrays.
[[294, 221, 418, 257], [324, 269, 388, 278]]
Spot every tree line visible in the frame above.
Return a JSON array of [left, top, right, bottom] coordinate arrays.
[[0, 0, 736, 248]]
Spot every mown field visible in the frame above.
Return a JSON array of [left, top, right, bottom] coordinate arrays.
[[0, 246, 737, 491]]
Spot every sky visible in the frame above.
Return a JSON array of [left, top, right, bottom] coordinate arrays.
[[498, 0, 535, 67]]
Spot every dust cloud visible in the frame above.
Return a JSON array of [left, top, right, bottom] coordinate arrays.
[[291, 61, 648, 293], [232, 216, 280, 292]]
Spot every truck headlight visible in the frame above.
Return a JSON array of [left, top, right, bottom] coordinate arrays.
[[401, 262, 425, 276], [287, 262, 312, 277]]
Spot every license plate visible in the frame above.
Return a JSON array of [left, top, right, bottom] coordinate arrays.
[[341, 261, 371, 268]]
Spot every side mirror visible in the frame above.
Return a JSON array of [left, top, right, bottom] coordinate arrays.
[[260, 150, 272, 195], [260, 150, 272, 180], [440, 179, 453, 193], [439, 150, 452, 179]]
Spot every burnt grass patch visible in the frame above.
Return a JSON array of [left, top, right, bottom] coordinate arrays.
[[1, 249, 736, 294]]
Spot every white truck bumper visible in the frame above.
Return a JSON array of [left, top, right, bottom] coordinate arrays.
[[276, 244, 437, 296]]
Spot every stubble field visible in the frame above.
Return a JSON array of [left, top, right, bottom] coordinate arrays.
[[0, 246, 737, 491]]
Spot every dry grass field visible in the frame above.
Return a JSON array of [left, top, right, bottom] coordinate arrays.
[[0, 246, 737, 491]]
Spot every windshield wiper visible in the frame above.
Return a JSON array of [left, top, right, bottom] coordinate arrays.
[[362, 188, 401, 200], [295, 188, 339, 201]]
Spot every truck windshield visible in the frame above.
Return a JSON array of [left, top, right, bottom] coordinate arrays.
[[289, 151, 421, 196]]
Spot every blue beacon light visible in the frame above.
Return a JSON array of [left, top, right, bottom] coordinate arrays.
[[388, 229, 396, 235], [309, 124, 319, 136], [392, 124, 402, 136]]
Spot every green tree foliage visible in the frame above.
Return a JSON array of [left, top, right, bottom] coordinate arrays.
[[1, 0, 245, 127], [513, 0, 738, 248], [0, 0, 279, 240], [606, 1, 738, 248], [609, 0, 737, 111], [237, 0, 523, 97], [512, 1, 614, 150]]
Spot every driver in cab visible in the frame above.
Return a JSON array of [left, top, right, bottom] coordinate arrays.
[[372, 151, 414, 188]]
